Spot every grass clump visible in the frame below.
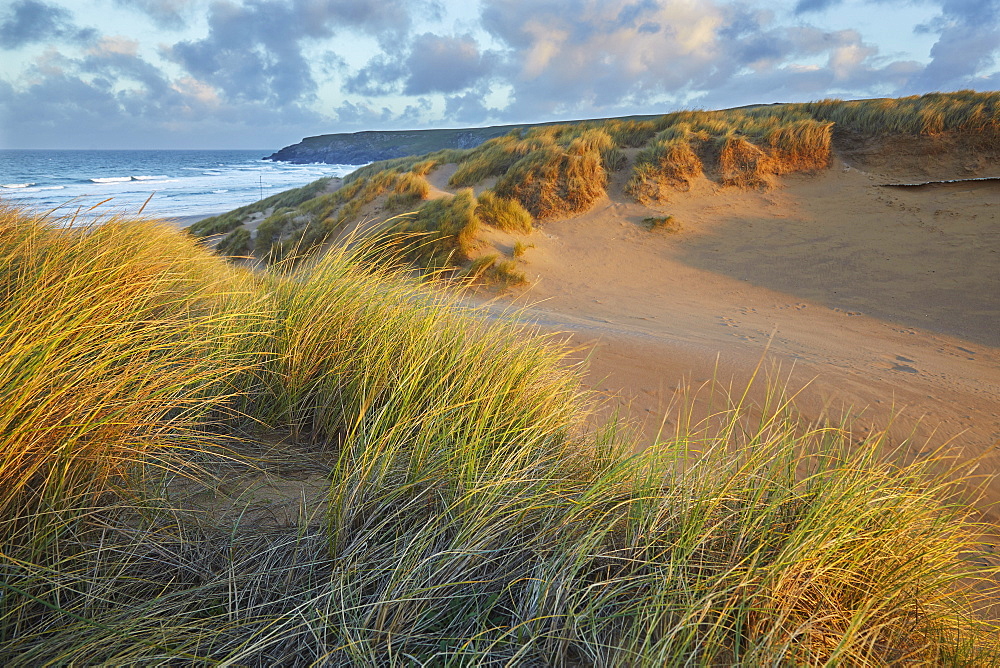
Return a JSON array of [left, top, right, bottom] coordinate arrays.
[[389, 188, 481, 267], [718, 133, 777, 189], [477, 190, 533, 234], [488, 258, 527, 286], [626, 135, 704, 202], [216, 225, 252, 256], [460, 253, 499, 281], [605, 118, 658, 147], [0, 203, 998, 664], [494, 128, 613, 219], [0, 205, 262, 557], [624, 113, 833, 198], [384, 171, 430, 211], [801, 90, 1000, 135], [763, 118, 834, 172], [643, 215, 681, 232]]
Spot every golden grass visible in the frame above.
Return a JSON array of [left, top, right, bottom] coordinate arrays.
[[719, 134, 777, 189], [801, 90, 1000, 135], [492, 128, 613, 219], [384, 171, 431, 211], [1, 203, 999, 663], [477, 190, 534, 234], [626, 136, 704, 203], [387, 187, 481, 266], [0, 206, 264, 554]]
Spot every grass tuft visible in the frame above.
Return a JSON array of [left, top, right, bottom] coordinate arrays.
[[388, 188, 481, 267], [626, 136, 704, 202], [512, 240, 533, 257], [477, 190, 534, 234], [643, 215, 681, 232], [494, 128, 612, 219]]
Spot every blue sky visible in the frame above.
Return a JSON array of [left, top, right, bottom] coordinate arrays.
[[1, 0, 997, 149]]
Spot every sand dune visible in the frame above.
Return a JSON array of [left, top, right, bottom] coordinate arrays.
[[488, 139, 1000, 516]]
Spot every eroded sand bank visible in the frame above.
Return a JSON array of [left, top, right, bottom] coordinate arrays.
[[493, 137, 999, 516]]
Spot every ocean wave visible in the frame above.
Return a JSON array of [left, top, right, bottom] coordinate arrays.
[[2, 182, 35, 189], [212, 189, 229, 193], [90, 176, 134, 183], [86, 175, 172, 184]]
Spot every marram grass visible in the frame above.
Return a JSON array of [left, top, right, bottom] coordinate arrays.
[[1, 203, 998, 665]]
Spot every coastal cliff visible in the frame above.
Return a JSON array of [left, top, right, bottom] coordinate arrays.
[[264, 116, 667, 164], [265, 125, 518, 165]]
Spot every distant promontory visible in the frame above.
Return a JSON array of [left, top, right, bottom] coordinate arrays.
[[265, 125, 522, 165], [263, 116, 669, 165]]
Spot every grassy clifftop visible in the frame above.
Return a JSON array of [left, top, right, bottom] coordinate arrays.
[[193, 91, 1000, 282], [2, 202, 998, 663]]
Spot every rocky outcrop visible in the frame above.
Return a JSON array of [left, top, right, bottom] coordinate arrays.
[[265, 126, 522, 165]]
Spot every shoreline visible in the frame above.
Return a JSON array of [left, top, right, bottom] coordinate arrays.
[[162, 212, 221, 228]]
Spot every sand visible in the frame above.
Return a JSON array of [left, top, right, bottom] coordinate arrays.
[[483, 139, 1000, 518], [163, 212, 222, 228]]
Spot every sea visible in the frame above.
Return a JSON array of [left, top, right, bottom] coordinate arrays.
[[0, 150, 361, 222]]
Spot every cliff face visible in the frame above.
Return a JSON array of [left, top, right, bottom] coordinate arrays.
[[265, 126, 518, 165]]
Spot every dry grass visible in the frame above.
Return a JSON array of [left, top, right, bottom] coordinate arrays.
[[477, 190, 534, 234], [718, 134, 777, 189], [493, 128, 612, 219], [626, 136, 705, 203], [388, 188, 481, 267], [801, 90, 1000, 135], [0, 205, 263, 557], [513, 240, 533, 257], [623, 111, 833, 200], [764, 118, 834, 172], [384, 171, 431, 211], [643, 215, 681, 233], [1, 203, 999, 664]]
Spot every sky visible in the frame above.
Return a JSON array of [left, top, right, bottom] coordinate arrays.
[[0, 0, 997, 150]]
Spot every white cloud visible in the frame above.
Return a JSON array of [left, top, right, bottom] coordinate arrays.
[[2, 0, 998, 148]]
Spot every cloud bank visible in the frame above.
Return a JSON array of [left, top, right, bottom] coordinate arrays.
[[1, 0, 997, 148]]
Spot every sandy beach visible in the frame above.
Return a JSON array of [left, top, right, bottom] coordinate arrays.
[[476, 134, 1000, 519]]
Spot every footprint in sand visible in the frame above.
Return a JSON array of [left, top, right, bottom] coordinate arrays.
[[890, 354, 919, 373], [956, 345, 976, 360]]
